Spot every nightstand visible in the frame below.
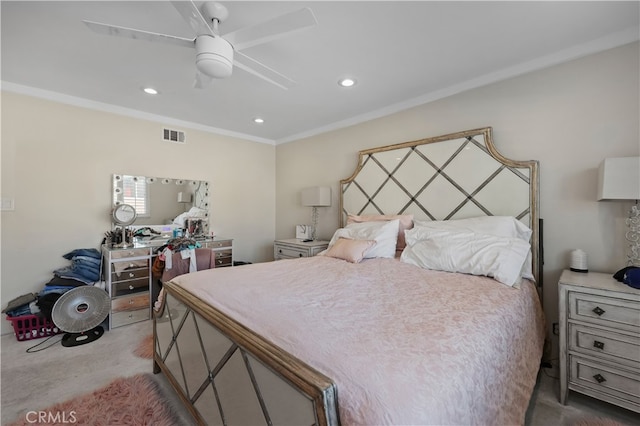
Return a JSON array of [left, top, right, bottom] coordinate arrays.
[[274, 239, 329, 260], [558, 269, 640, 413]]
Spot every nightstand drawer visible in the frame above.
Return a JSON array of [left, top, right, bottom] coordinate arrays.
[[276, 246, 307, 259], [111, 308, 149, 328], [570, 355, 640, 406], [112, 293, 150, 313], [570, 324, 640, 368], [569, 292, 640, 332]]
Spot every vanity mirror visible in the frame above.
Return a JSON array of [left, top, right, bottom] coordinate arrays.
[[112, 174, 209, 236]]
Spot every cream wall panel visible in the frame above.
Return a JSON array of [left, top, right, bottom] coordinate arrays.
[[275, 42, 640, 352], [1, 92, 275, 334]]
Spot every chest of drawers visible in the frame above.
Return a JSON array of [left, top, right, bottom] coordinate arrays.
[[274, 239, 329, 260], [102, 245, 152, 329], [199, 238, 233, 267], [558, 270, 640, 413]]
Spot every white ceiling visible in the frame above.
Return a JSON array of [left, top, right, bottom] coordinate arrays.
[[2, 1, 638, 144]]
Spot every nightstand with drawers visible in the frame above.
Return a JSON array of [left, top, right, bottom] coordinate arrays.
[[558, 269, 640, 413], [274, 239, 329, 260]]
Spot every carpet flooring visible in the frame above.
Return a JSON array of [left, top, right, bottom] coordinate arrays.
[[2, 319, 639, 425], [7, 373, 180, 426]]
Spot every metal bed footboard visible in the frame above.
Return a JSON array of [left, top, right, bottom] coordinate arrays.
[[153, 282, 340, 425]]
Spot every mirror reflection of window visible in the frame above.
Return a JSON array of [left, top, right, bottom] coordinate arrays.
[[121, 176, 149, 217]]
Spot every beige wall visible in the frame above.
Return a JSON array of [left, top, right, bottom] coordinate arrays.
[[0, 92, 276, 334], [1, 43, 638, 340], [276, 42, 640, 350]]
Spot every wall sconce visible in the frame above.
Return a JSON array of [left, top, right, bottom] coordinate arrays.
[[301, 186, 331, 240], [597, 156, 640, 266]]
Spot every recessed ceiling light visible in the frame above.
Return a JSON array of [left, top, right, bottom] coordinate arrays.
[[338, 78, 356, 88], [253, 117, 265, 124], [143, 87, 158, 95]]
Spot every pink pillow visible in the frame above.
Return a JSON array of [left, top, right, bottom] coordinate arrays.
[[347, 214, 413, 251], [323, 238, 376, 263]]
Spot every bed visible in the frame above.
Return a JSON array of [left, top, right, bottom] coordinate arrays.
[[153, 127, 545, 425]]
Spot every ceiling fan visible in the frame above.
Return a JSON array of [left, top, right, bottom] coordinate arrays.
[[83, 1, 317, 89]]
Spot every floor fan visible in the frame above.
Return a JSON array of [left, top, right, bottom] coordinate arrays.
[[51, 286, 110, 347]]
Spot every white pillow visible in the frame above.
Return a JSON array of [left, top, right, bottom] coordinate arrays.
[[413, 216, 534, 280], [327, 219, 400, 258], [401, 227, 531, 287]]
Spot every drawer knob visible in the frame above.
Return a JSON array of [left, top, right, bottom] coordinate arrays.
[[128, 272, 134, 278], [129, 263, 134, 268], [593, 374, 606, 384], [593, 340, 605, 350], [299, 253, 303, 257], [129, 300, 134, 305], [592, 306, 605, 316], [129, 285, 134, 290], [278, 249, 282, 253]]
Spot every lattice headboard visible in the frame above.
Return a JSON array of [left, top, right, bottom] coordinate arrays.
[[340, 127, 540, 283]]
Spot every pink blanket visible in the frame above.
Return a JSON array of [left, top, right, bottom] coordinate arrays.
[[169, 256, 545, 425]]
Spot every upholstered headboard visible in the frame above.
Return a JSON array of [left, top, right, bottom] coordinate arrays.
[[340, 127, 541, 283]]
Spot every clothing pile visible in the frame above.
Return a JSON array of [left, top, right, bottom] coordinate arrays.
[[3, 248, 103, 321], [152, 237, 201, 281]]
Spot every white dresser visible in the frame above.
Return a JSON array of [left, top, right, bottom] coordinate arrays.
[[558, 269, 640, 413]]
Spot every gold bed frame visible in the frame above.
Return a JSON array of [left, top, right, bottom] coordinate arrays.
[[340, 127, 540, 283], [153, 126, 540, 425]]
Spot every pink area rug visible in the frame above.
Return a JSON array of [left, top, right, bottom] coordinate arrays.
[[8, 374, 179, 426], [134, 333, 154, 359]]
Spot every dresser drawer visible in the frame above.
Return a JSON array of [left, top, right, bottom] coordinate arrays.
[[214, 249, 232, 259], [569, 292, 640, 332], [111, 267, 149, 283], [109, 248, 150, 259], [570, 355, 640, 406], [112, 278, 149, 296], [112, 293, 150, 313], [214, 255, 232, 267], [111, 260, 149, 274], [569, 324, 640, 368], [204, 240, 232, 249], [111, 308, 149, 328], [275, 246, 307, 259]]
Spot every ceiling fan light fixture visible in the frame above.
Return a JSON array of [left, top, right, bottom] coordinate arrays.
[[196, 35, 234, 78]]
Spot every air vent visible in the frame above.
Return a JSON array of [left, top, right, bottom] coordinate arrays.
[[163, 128, 186, 144]]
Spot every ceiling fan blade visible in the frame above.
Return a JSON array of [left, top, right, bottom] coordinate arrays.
[[233, 51, 296, 90], [193, 71, 214, 89], [171, 1, 214, 36], [83, 20, 194, 48], [225, 7, 317, 51]]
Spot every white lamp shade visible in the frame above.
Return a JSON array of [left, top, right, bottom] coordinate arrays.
[[597, 157, 640, 200], [177, 192, 192, 203], [302, 187, 331, 207]]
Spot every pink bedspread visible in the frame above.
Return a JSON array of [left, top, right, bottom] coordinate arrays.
[[169, 256, 545, 425]]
